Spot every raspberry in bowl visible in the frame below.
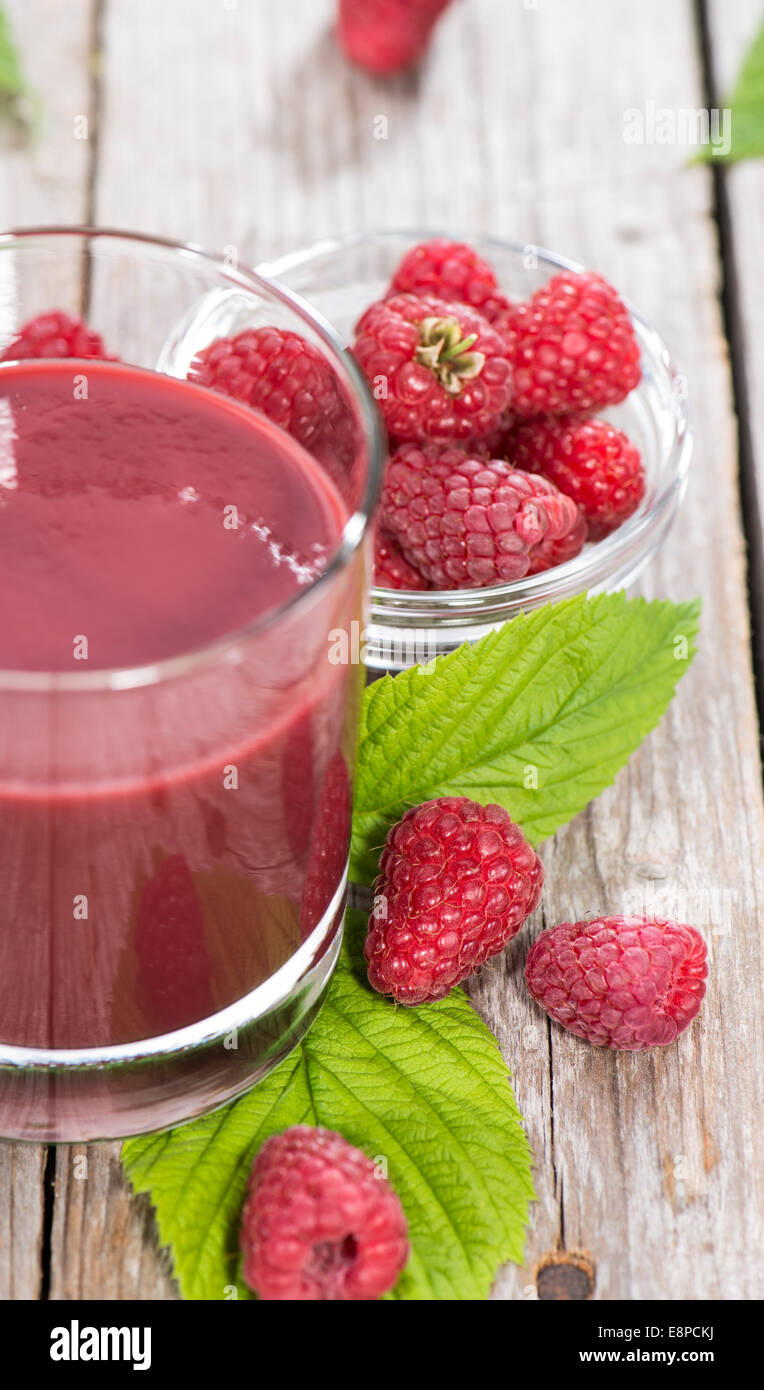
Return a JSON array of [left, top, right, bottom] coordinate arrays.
[[260, 231, 691, 672]]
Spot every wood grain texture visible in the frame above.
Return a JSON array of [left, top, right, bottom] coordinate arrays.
[[2, 0, 763, 1300], [0, 0, 97, 1303], [0, 1144, 46, 1300], [0, 0, 95, 224], [457, 0, 764, 1301], [705, 0, 764, 675], [48, 1146, 178, 1301]]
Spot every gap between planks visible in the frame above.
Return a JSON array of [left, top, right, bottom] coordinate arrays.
[[696, 0, 764, 731]]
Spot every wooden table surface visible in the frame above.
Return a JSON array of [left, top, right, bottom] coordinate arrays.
[[1, 0, 763, 1302]]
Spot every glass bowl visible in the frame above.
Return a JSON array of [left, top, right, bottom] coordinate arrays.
[[0, 227, 383, 1141], [260, 230, 691, 672]]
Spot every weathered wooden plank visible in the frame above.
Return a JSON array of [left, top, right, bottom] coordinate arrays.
[[0, 0, 95, 225], [0, 1144, 46, 1299], [48, 1145, 178, 1301], [53, 0, 764, 1300], [0, 0, 97, 1302], [704, 1, 764, 674], [465, 0, 764, 1301]]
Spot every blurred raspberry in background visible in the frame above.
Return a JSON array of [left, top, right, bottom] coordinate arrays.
[[337, 0, 456, 75]]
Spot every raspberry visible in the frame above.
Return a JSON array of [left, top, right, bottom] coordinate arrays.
[[337, 0, 454, 74], [525, 915, 708, 1050], [374, 528, 430, 590], [390, 239, 513, 329], [489, 301, 517, 344], [134, 854, 213, 1033], [510, 415, 645, 540], [365, 796, 543, 1004], [241, 1125, 409, 1300], [299, 751, 351, 937], [0, 309, 114, 361], [380, 442, 584, 587], [506, 271, 642, 417], [188, 327, 356, 496], [527, 505, 588, 573], [353, 292, 512, 446]]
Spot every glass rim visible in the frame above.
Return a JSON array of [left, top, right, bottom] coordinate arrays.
[[0, 224, 385, 693], [263, 227, 692, 620]]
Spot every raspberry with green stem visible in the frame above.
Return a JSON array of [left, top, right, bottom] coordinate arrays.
[[353, 292, 512, 445]]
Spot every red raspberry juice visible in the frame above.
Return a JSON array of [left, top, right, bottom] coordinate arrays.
[[0, 359, 361, 1051]]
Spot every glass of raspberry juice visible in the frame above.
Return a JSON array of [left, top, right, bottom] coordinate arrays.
[[0, 229, 382, 1140]]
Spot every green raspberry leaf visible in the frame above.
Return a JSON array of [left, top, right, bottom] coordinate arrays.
[[123, 911, 533, 1301], [351, 592, 700, 884], [121, 1049, 313, 1302], [694, 19, 764, 164]]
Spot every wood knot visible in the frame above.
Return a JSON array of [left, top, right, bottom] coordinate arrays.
[[535, 1252, 595, 1301]]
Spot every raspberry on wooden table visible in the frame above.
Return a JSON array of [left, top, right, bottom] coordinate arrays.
[[366, 796, 543, 1004], [337, 0, 455, 74], [353, 292, 512, 446], [525, 915, 708, 1050], [506, 271, 642, 418], [241, 1125, 409, 1300]]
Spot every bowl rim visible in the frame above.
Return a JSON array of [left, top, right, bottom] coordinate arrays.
[[0, 224, 385, 692], [262, 227, 692, 618]]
